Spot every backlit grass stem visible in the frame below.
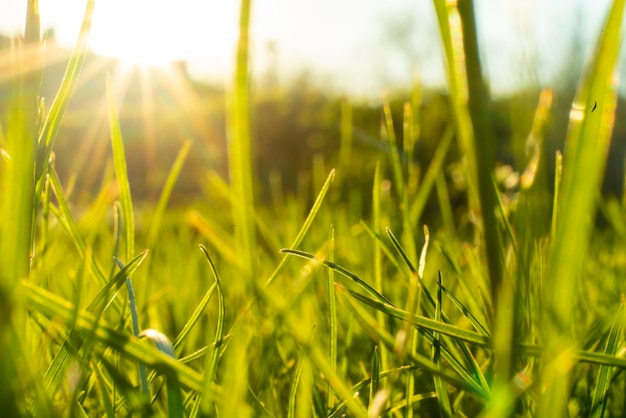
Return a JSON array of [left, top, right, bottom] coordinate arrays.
[[228, 0, 257, 283]]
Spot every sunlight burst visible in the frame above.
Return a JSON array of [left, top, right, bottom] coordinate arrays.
[[88, 0, 193, 68]]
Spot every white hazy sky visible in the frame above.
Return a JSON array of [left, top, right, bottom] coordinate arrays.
[[0, 0, 619, 98]]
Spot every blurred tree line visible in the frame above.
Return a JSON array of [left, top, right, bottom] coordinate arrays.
[[1, 33, 626, 225]]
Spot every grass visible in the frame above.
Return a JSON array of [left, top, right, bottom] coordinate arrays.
[[2, 0, 626, 416]]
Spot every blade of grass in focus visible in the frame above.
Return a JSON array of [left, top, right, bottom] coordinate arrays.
[[0, 3, 41, 412], [107, 77, 134, 263], [199, 245, 226, 416], [326, 226, 338, 412], [287, 325, 316, 418], [432, 272, 452, 417], [590, 304, 624, 418], [371, 163, 389, 374], [34, 0, 95, 194], [367, 346, 381, 417], [228, 0, 257, 284], [21, 280, 219, 397], [539, 1, 625, 415]]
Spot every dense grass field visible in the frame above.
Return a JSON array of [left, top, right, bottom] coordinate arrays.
[[2, 0, 626, 416]]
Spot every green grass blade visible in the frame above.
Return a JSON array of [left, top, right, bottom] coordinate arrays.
[[430, 0, 477, 211], [198, 245, 225, 415], [139, 329, 183, 418], [39, 250, 148, 405], [382, 95, 405, 200], [228, 0, 256, 283], [280, 248, 392, 305], [114, 257, 148, 394], [360, 221, 411, 279], [440, 284, 490, 336], [590, 305, 625, 417], [337, 285, 490, 399], [266, 169, 335, 286], [387, 227, 489, 391], [371, 162, 389, 373], [186, 210, 241, 268], [399, 226, 429, 362], [328, 365, 422, 417], [288, 325, 316, 418], [0, 35, 39, 416], [345, 287, 488, 348], [21, 280, 218, 397], [368, 345, 382, 417], [327, 226, 338, 411], [456, 0, 503, 304], [550, 150, 563, 240], [35, 0, 95, 190], [386, 227, 436, 309], [540, 0, 625, 414], [256, 284, 369, 417], [492, 175, 518, 251], [409, 125, 454, 224], [107, 77, 134, 263], [147, 140, 191, 249], [432, 272, 452, 417]]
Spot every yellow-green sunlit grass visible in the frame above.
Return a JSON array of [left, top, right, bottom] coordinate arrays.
[[540, 0, 625, 416], [5, 0, 626, 415], [228, 0, 257, 286]]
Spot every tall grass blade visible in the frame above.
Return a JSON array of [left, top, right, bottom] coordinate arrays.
[[198, 245, 226, 416], [107, 77, 134, 262], [590, 305, 624, 417], [550, 150, 563, 240], [288, 325, 316, 418], [228, 0, 256, 283], [0, 27, 39, 417], [256, 284, 369, 417], [409, 125, 454, 224], [266, 169, 335, 286], [455, 0, 503, 304], [371, 163, 389, 373], [430, 0, 477, 211], [337, 285, 490, 400], [327, 226, 338, 411], [328, 365, 422, 417], [432, 272, 452, 417], [540, 1, 625, 414], [39, 250, 149, 409], [368, 345, 381, 417], [21, 281, 218, 396], [360, 221, 410, 278], [280, 248, 392, 305], [440, 284, 490, 336], [147, 140, 192, 249], [139, 329, 183, 418], [382, 95, 405, 200], [35, 0, 95, 192], [345, 288, 488, 391]]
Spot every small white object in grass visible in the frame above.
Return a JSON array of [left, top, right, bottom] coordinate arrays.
[[139, 328, 177, 359]]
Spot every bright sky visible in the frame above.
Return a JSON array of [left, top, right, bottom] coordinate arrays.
[[0, 0, 618, 97]]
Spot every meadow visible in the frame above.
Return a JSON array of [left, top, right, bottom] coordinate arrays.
[[2, 0, 626, 416]]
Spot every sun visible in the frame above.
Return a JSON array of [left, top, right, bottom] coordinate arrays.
[[87, 0, 191, 68]]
